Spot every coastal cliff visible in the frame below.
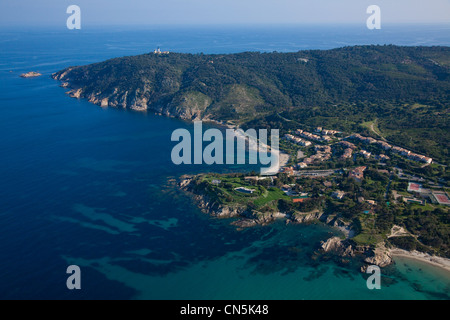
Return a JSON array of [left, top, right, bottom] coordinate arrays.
[[320, 236, 393, 271], [180, 176, 276, 225], [180, 174, 397, 271], [180, 176, 246, 218], [52, 59, 221, 121], [51, 47, 450, 128]]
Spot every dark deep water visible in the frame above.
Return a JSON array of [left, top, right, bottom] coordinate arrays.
[[0, 24, 449, 299]]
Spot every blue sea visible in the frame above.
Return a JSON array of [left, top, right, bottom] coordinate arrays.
[[1, 24, 450, 300]]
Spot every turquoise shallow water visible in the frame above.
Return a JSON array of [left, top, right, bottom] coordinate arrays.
[[0, 25, 449, 300], [65, 221, 450, 300]]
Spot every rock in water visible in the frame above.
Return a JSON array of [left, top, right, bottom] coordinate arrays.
[[20, 72, 42, 78], [364, 243, 393, 268]]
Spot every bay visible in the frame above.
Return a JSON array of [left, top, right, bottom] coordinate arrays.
[[0, 24, 449, 300]]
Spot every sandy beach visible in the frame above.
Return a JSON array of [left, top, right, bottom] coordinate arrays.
[[390, 249, 450, 274], [278, 152, 290, 168], [221, 124, 290, 174]]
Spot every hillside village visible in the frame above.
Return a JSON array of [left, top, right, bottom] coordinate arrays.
[[180, 124, 449, 258], [284, 127, 432, 171], [281, 126, 446, 208]]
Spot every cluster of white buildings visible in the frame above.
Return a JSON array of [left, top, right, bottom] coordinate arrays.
[[349, 134, 432, 164], [285, 127, 341, 147], [296, 129, 334, 143], [153, 47, 170, 54], [298, 145, 332, 168], [284, 134, 312, 147], [285, 127, 432, 171], [392, 146, 432, 164], [337, 141, 356, 160], [315, 127, 341, 136], [295, 129, 322, 142]]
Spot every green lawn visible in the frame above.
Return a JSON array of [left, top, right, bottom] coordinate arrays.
[[408, 202, 438, 212], [201, 175, 290, 208], [253, 187, 290, 207], [352, 233, 384, 246], [352, 215, 385, 246]]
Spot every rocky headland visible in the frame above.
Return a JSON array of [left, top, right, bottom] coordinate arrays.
[[179, 175, 397, 272]]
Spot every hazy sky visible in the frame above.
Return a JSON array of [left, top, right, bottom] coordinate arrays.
[[1, 0, 449, 27]]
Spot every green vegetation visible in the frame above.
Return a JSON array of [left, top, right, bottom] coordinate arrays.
[[279, 139, 304, 166], [190, 174, 291, 210], [55, 45, 450, 257], [391, 206, 450, 257], [188, 173, 327, 216], [361, 119, 384, 139], [187, 164, 449, 257], [55, 45, 450, 164], [253, 187, 288, 208], [388, 236, 431, 253]]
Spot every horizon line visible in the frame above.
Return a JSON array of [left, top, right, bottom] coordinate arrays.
[[1, 21, 450, 29]]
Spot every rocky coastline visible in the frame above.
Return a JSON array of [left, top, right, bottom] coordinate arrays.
[[179, 174, 450, 274], [319, 237, 394, 272], [52, 56, 450, 274], [52, 68, 209, 120], [179, 175, 397, 272]]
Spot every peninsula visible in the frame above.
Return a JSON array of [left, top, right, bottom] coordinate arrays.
[[52, 45, 450, 164], [52, 45, 450, 272]]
